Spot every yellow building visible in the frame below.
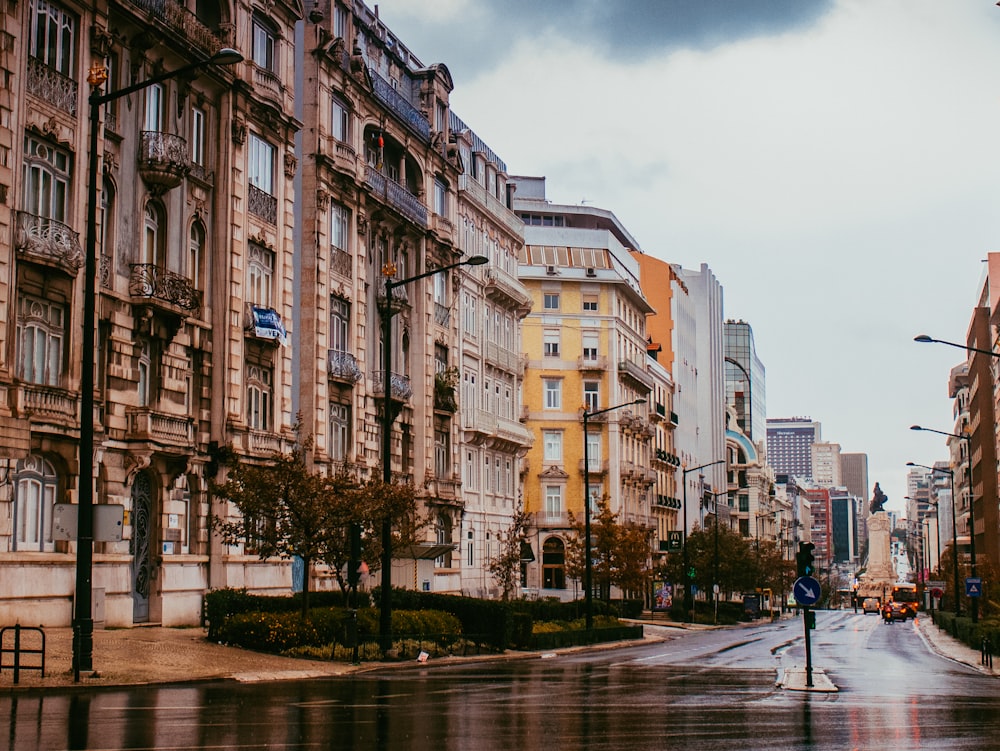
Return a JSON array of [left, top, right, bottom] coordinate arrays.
[[512, 177, 658, 599]]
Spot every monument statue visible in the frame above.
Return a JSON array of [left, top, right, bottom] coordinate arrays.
[[869, 482, 888, 514]]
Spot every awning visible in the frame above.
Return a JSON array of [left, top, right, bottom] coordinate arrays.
[[400, 543, 457, 560]]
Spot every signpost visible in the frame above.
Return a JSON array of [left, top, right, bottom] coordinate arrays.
[[966, 577, 983, 598], [794, 575, 820, 688]]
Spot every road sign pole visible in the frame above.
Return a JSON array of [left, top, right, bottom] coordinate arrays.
[[803, 606, 814, 688]]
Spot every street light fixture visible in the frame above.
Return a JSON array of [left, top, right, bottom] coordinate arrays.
[[910, 425, 977, 621], [75, 47, 243, 679], [581, 398, 645, 630], [906, 462, 959, 616], [681, 459, 724, 622], [702, 486, 728, 624], [913, 334, 1000, 359], [378, 254, 488, 651]]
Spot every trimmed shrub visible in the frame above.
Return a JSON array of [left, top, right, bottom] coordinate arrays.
[[203, 588, 368, 640]]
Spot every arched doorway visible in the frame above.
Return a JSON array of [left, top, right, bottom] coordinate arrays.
[[130, 471, 154, 623], [542, 536, 566, 590]]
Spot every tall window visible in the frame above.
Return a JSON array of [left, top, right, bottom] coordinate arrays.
[[248, 134, 275, 194], [190, 106, 206, 166], [144, 83, 163, 131], [330, 296, 349, 353], [433, 178, 447, 217], [543, 430, 562, 462], [330, 402, 350, 461], [247, 242, 274, 306], [137, 340, 151, 407], [332, 96, 349, 142], [586, 432, 601, 472], [252, 17, 276, 72], [331, 202, 349, 252], [14, 455, 58, 552], [435, 429, 449, 478], [142, 203, 166, 267], [100, 178, 115, 277], [23, 136, 69, 221], [544, 488, 562, 522], [189, 222, 205, 291], [543, 379, 561, 410], [247, 363, 273, 430], [582, 333, 598, 362], [543, 292, 559, 310], [16, 294, 64, 386], [29, 0, 75, 75], [584, 381, 600, 412], [332, 2, 348, 38]]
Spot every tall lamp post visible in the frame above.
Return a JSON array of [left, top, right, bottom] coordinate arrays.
[[582, 398, 645, 630], [681, 459, 724, 622], [378, 254, 488, 650], [74, 47, 243, 678], [703, 487, 728, 624], [910, 426, 976, 622]]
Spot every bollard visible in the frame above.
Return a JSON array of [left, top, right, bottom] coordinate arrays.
[[982, 637, 993, 669]]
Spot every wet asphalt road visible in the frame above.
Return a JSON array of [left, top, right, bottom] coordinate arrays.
[[3, 610, 997, 751]]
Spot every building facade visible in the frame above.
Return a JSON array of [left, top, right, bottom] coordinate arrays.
[[1, 0, 301, 626], [766, 417, 821, 481], [513, 177, 656, 600]]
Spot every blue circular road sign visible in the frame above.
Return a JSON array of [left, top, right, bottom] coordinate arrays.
[[793, 576, 821, 606]]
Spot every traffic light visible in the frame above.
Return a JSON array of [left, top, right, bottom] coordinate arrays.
[[796, 542, 815, 578], [805, 609, 816, 629]]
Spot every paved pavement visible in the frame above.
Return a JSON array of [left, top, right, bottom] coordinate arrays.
[[0, 614, 993, 692]]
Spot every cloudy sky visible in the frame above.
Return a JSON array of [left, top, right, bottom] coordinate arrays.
[[378, 0, 1000, 514]]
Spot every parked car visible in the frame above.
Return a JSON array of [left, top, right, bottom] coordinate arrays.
[[862, 597, 881, 614]]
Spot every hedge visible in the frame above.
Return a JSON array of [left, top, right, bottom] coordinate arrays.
[[203, 588, 369, 640], [931, 610, 1000, 656]]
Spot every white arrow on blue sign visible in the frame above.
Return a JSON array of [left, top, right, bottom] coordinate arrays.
[[793, 576, 821, 606]]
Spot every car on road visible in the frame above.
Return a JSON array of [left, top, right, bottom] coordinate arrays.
[[883, 601, 911, 622], [862, 597, 881, 614]]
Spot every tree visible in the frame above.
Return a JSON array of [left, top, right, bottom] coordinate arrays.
[[212, 437, 341, 616], [566, 498, 653, 602], [488, 499, 530, 600]]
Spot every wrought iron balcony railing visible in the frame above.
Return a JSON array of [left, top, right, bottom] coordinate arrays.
[[26, 57, 77, 115], [370, 370, 412, 401], [14, 211, 83, 274], [368, 68, 430, 142], [129, 264, 201, 313]]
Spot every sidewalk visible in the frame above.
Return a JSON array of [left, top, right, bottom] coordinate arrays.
[[0, 614, 992, 692]]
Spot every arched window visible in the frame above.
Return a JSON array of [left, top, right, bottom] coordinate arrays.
[[143, 202, 166, 267], [100, 178, 115, 284], [189, 221, 205, 291], [542, 537, 566, 589], [13, 455, 58, 552]]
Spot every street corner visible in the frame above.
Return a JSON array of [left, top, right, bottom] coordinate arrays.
[[778, 667, 839, 693]]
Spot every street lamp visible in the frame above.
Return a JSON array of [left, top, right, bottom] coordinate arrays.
[[914, 334, 1000, 359], [581, 398, 645, 630], [681, 459, 724, 622], [378, 254, 488, 650], [906, 462, 959, 616], [910, 426, 977, 621], [75, 47, 243, 678], [702, 486, 728, 624]]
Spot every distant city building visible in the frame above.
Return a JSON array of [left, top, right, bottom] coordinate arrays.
[[724, 320, 766, 444], [840, 454, 870, 512], [811, 442, 843, 488], [830, 490, 860, 564], [766, 418, 821, 480]]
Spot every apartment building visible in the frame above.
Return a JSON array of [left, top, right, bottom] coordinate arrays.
[[1, 0, 300, 625], [512, 177, 655, 599]]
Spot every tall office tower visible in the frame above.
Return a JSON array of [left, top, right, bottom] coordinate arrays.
[[841, 453, 870, 506], [724, 320, 766, 444], [766, 417, 821, 480]]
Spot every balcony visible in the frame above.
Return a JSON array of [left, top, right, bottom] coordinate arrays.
[[484, 267, 531, 311], [370, 370, 412, 401], [429, 214, 454, 245], [252, 64, 284, 106], [617, 358, 654, 392], [650, 402, 667, 423], [368, 68, 430, 142], [139, 131, 189, 194], [13, 384, 77, 426], [129, 264, 201, 315], [331, 248, 353, 279], [365, 166, 427, 227], [126, 407, 194, 448], [321, 139, 358, 179], [484, 341, 520, 373], [494, 416, 534, 449], [457, 173, 523, 238], [328, 350, 363, 383], [578, 355, 608, 372], [26, 57, 77, 116], [248, 183, 278, 225], [579, 458, 609, 475], [126, 0, 234, 57], [14, 211, 83, 275], [434, 302, 451, 328]]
